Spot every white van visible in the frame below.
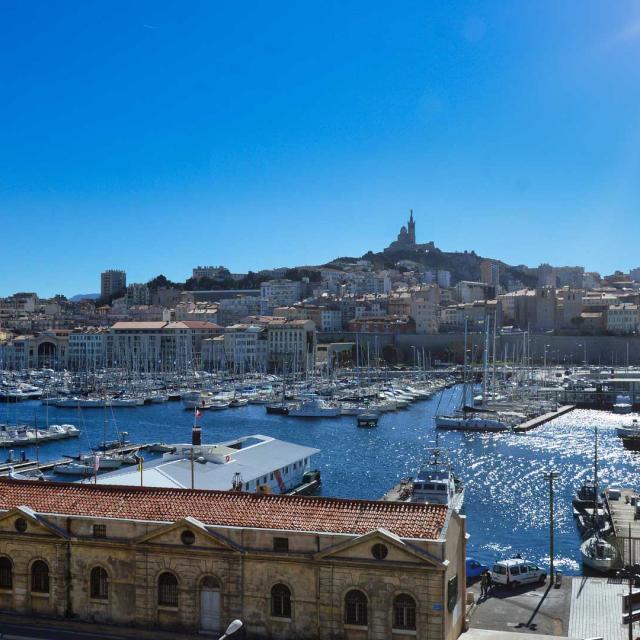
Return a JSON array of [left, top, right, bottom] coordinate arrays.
[[490, 558, 546, 588]]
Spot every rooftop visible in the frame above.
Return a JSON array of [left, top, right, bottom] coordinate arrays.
[[0, 477, 448, 539], [95, 434, 318, 491]]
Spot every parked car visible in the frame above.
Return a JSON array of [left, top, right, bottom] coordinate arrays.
[[466, 557, 489, 581], [491, 558, 546, 589]]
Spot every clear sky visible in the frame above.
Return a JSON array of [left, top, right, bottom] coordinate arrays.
[[2, 1, 640, 297]]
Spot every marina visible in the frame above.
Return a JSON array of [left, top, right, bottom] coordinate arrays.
[[2, 381, 640, 575]]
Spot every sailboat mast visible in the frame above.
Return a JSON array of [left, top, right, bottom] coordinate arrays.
[[593, 426, 598, 525]]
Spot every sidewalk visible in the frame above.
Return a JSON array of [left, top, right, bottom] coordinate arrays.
[[0, 612, 213, 640], [467, 576, 572, 636]]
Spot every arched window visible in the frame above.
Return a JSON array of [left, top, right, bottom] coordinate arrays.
[[31, 560, 49, 594], [271, 583, 291, 618], [90, 566, 108, 600], [393, 594, 417, 630], [344, 589, 368, 626], [158, 572, 178, 607], [0, 557, 12, 589], [200, 575, 221, 590]]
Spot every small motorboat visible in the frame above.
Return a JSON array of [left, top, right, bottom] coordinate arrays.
[[146, 442, 174, 453], [573, 482, 603, 510], [613, 395, 633, 414], [266, 403, 289, 415]]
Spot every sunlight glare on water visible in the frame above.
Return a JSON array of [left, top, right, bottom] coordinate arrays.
[[1, 385, 637, 575]]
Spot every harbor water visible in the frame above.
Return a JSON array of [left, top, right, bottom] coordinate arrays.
[[1, 384, 638, 576]]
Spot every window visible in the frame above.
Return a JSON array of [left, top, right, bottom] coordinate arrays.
[[181, 530, 196, 546], [344, 590, 368, 626], [31, 560, 49, 594], [90, 567, 108, 600], [158, 572, 178, 607], [273, 537, 289, 552], [271, 583, 291, 618], [92, 524, 107, 538], [200, 576, 220, 590], [0, 557, 12, 589], [14, 518, 27, 533], [371, 543, 388, 560], [394, 594, 416, 630], [447, 575, 458, 613]]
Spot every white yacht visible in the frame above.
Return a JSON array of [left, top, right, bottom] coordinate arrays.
[[288, 397, 341, 418], [383, 447, 464, 512]]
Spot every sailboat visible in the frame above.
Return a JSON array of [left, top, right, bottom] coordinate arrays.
[[435, 319, 511, 432], [579, 427, 617, 572]]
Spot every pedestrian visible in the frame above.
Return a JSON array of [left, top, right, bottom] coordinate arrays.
[[480, 571, 488, 598], [486, 570, 493, 595]]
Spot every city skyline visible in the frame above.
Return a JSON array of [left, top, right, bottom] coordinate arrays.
[[3, 1, 640, 296]]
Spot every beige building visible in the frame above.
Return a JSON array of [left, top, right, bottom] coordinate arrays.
[[0, 479, 465, 640]]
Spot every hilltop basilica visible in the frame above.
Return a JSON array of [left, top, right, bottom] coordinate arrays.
[[384, 210, 435, 253]]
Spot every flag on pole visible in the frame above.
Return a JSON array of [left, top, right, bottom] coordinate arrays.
[[196, 409, 202, 419]]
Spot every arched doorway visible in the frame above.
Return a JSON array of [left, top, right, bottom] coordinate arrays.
[[37, 342, 57, 368], [199, 576, 221, 632]]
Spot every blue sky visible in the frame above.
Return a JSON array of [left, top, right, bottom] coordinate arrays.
[[2, 1, 640, 297]]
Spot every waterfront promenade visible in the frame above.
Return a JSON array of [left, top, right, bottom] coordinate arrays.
[[469, 575, 640, 638]]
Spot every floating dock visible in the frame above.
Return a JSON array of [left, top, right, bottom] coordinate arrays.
[[513, 405, 575, 433], [0, 443, 143, 476]]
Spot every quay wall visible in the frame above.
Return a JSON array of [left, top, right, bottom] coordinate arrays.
[[318, 332, 640, 366]]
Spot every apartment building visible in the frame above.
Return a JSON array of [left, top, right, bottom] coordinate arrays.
[[606, 304, 639, 334], [260, 280, 304, 314], [67, 327, 108, 370], [100, 270, 126, 299]]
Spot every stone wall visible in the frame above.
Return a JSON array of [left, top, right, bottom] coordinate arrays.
[[320, 331, 640, 366]]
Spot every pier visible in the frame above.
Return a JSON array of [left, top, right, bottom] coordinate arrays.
[[606, 488, 640, 566], [513, 405, 575, 433]]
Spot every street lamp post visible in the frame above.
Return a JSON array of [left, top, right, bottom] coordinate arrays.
[[219, 619, 243, 639], [544, 471, 559, 584]]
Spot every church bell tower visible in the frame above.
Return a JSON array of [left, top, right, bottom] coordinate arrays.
[[408, 209, 416, 245]]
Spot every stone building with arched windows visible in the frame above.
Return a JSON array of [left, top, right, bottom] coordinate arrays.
[[0, 478, 466, 640]]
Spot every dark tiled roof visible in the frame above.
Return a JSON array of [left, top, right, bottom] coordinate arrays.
[[0, 479, 447, 540]]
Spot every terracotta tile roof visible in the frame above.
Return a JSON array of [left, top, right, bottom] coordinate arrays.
[[0, 479, 447, 540]]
